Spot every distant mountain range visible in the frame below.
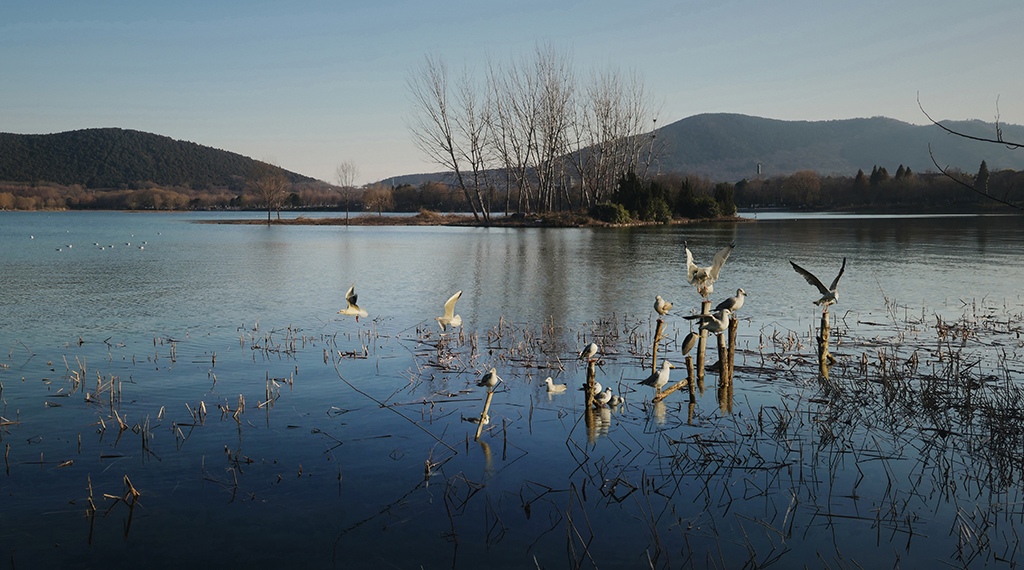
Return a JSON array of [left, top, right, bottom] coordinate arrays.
[[388, 113, 1024, 186], [0, 128, 312, 189], [3, 114, 1023, 190]]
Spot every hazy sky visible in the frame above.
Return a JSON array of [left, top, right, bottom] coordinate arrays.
[[3, 1, 1023, 184]]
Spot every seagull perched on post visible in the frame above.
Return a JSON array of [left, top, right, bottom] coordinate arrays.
[[654, 295, 674, 316], [639, 360, 675, 390], [593, 387, 613, 407], [338, 283, 368, 321], [685, 241, 735, 297], [714, 288, 747, 313], [579, 342, 599, 362], [477, 368, 501, 391], [684, 308, 732, 334], [790, 258, 846, 309], [436, 290, 463, 332]]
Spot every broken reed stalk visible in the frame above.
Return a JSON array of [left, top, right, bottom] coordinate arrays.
[[696, 299, 710, 385], [652, 318, 667, 371], [653, 355, 696, 404], [475, 390, 495, 440]]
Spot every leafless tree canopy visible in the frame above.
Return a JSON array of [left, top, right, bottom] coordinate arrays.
[[407, 44, 659, 220], [248, 161, 290, 223]]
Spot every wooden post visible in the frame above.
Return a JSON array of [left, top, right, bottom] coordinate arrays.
[[696, 299, 711, 386], [818, 309, 833, 379], [475, 391, 495, 440], [585, 359, 598, 409], [727, 314, 738, 379], [716, 332, 729, 385], [652, 318, 667, 372]]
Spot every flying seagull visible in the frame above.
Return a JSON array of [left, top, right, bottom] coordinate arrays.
[[338, 283, 368, 321], [654, 295, 674, 316], [436, 290, 463, 332], [639, 360, 676, 390], [544, 377, 567, 394], [714, 288, 747, 313], [790, 257, 846, 309], [684, 308, 732, 334], [685, 241, 735, 297], [579, 342, 599, 362]]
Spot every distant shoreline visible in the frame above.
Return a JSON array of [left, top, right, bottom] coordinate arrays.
[[200, 210, 753, 228]]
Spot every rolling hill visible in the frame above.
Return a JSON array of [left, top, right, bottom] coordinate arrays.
[[0, 128, 313, 189]]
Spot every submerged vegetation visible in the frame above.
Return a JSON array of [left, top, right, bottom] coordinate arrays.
[[2, 288, 1023, 566]]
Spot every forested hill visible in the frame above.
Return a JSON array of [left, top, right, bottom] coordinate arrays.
[[654, 113, 1024, 182], [0, 128, 313, 189]]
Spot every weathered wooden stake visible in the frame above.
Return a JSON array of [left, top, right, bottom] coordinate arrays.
[[716, 332, 729, 384], [696, 299, 711, 386], [818, 309, 834, 379], [652, 318, 667, 372], [727, 314, 739, 379], [475, 390, 495, 440], [585, 359, 598, 409]]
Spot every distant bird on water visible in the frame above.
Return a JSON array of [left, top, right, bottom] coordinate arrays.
[[790, 257, 846, 309], [579, 342, 599, 362], [477, 368, 501, 391], [338, 283, 368, 321], [654, 295, 674, 316], [544, 377, 567, 394], [685, 308, 732, 334], [436, 290, 463, 332], [685, 241, 735, 297], [639, 360, 676, 391], [714, 288, 747, 313]]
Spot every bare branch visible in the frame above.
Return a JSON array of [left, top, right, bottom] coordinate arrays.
[[917, 93, 1022, 149], [927, 144, 1024, 212]]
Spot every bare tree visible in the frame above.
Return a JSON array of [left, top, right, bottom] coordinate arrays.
[[335, 160, 360, 223], [407, 55, 491, 223], [248, 161, 290, 224], [362, 184, 394, 217], [919, 95, 1024, 211]]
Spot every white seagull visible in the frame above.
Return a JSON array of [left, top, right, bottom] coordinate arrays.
[[790, 257, 846, 309], [593, 387, 613, 407], [608, 394, 624, 408], [654, 295, 674, 316], [436, 290, 463, 332], [579, 342, 599, 362], [338, 283, 368, 321], [685, 241, 735, 297], [580, 381, 603, 395], [684, 308, 732, 334], [477, 368, 501, 390], [714, 288, 747, 313], [544, 377, 567, 394], [639, 360, 675, 390]]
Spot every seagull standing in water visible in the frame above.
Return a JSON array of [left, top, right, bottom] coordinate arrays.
[[544, 377, 567, 394], [436, 290, 463, 332], [654, 295, 674, 316], [685, 242, 735, 297], [714, 288, 747, 313], [685, 309, 732, 334], [579, 342, 599, 362], [640, 360, 675, 390], [790, 258, 846, 309], [338, 283, 368, 321]]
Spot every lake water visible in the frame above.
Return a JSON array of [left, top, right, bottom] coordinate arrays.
[[1, 210, 1023, 568]]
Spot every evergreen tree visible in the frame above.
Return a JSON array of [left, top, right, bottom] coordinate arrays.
[[976, 160, 990, 193]]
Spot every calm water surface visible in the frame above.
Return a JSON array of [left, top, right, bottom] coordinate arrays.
[[1, 211, 1023, 568]]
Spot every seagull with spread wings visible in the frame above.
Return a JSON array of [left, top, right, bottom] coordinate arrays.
[[436, 290, 463, 332], [338, 283, 368, 321], [686, 241, 735, 297], [790, 257, 847, 309]]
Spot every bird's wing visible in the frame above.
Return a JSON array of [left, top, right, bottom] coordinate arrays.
[[713, 297, 732, 312], [443, 290, 462, 318], [345, 284, 358, 306], [829, 258, 847, 290], [685, 247, 699, 284], [790, 261, 830, 295], [708, 243, 735, 282]]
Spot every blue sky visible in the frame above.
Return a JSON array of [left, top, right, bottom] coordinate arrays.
[[3, 1, 1023, 184]]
